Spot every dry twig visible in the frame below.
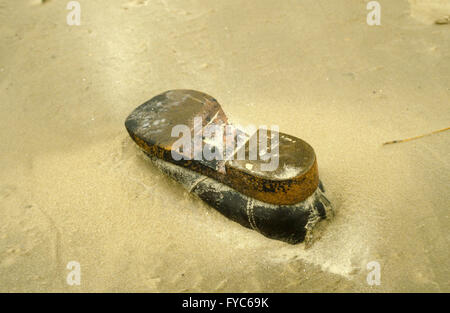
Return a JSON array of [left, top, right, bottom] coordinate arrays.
[[383, 126, 450, 145]]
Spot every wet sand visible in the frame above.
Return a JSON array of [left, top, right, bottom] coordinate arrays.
[[0, 0, 449, 292]]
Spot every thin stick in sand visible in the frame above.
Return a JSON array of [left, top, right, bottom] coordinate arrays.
[[383, 126, 450, 145]]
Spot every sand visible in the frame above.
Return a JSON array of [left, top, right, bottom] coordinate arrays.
[[0, 0, 449, 292]]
